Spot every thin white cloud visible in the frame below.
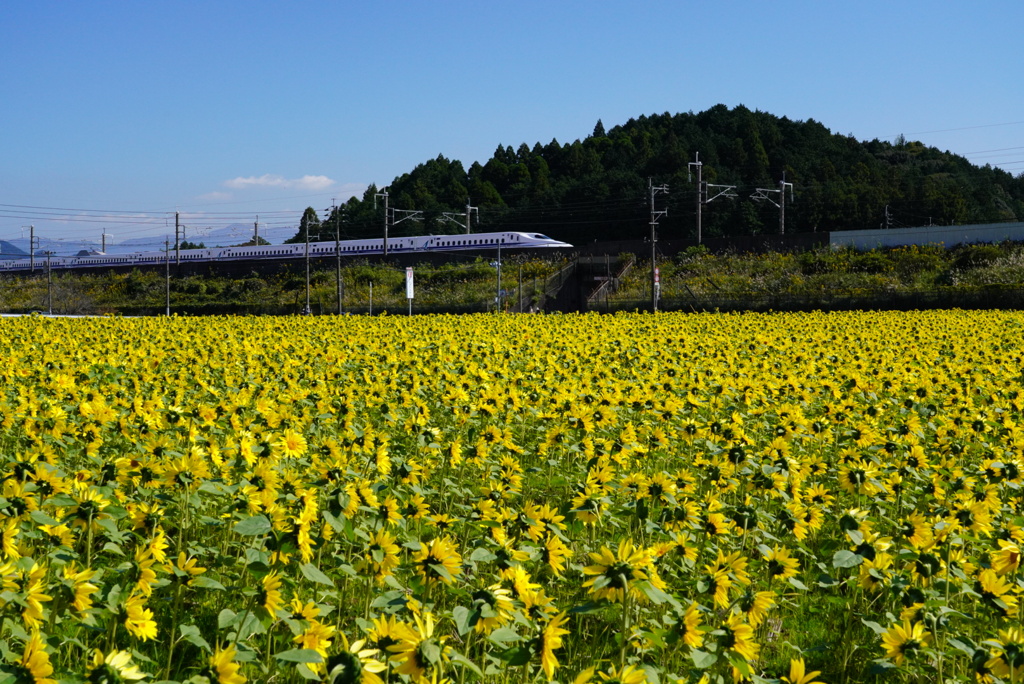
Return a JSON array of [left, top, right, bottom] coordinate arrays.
[[224, 174, 335, 191], [197, 191, 233, 202]]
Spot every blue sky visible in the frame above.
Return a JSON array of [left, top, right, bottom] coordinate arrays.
[[2, 1, 1022, 247]]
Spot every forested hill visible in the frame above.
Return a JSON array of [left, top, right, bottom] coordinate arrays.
[[309, 104, 1024, 244]]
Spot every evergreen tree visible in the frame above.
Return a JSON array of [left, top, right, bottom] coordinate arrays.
[[234, 236, 270, 247], [324, 105, 1024, 243], [284, 207, 322, 244]]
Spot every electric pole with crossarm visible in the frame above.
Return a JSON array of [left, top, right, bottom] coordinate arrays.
[[648, 178, 669, 312]]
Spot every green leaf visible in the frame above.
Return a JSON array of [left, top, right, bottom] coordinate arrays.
[[453, 606, 480, 637], [275, 648, 324, 663], [497, 645, 532, 666], [633, 580, 680, 609], [469, 547, 497, 563], [179, 624, 212, 652], [321, 510, 346, 534], [235, 612, 266, 640], [428, 563, 453, 582], [946, 637, 978, 656], [832, 549, 863, 568], [861, 620, 886, 635], [233, 515, 272, 536], [690, 648, 718, 669], [487, 627, 521, 646], [296, 663, 321, 680], [300, 563, 334, 586], [448, 651, 483, 677], [568, 602, 604, 615], [193, 576, 226, 591], [640, 664, 661, 684], [787, 577, 809, 591], [218, 609, 238, 629], [728, 654, 751, 677], [420, 639, 443, 665], [28, 510, 60, 527]]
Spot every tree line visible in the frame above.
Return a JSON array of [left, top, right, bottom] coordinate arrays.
[[287, 104, 1024, 244]]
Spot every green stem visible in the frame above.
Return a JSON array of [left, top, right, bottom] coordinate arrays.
[[164, 582, 185, 679], [620, 586, 631, 668], [86, 510, 95, 569]]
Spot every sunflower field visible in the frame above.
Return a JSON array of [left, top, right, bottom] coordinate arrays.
[[1, 310, 1023, 684]]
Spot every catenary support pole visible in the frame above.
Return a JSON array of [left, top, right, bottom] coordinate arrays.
[[334, 200, 343, 315], [165, 239, 170, 316], [46, 252, 52, 315]]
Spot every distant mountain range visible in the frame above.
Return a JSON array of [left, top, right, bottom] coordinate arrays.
[[0, 223, 298, 259], [0, 240, 28, 260]]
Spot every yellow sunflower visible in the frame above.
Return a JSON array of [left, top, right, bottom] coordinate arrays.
[[387, 612, 449, 683], [880, 619, 931, 666]]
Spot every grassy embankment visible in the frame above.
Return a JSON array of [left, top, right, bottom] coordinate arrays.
[[0, 258, 565, 315], [609, 242, 1024, 310]]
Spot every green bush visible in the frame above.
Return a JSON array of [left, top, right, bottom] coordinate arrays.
[[954, 243, 1003, 270], [850, 251, 890, 274]]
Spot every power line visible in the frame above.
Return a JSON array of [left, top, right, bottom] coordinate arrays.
[[900, 120, 1024, 136], [962, 145, 1024, 155]]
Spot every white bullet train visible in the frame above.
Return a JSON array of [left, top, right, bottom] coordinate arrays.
[[0, 231, 572, 272]]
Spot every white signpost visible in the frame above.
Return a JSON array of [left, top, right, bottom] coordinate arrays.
[[405, 267, 414, 315], [654, 266, 660, 309]]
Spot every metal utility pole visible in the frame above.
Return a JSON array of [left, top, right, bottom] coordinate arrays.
[[101, 232, 113, 253], [303, 224, 322, 315], [440, 200, 478, 234], [689, 152, 737, 244], [648, 178, 669, 312], [780, 176, 792, 234], [496, 241, 502, 312], [45, 252, 52, 315], [254, 216, 260, 244], [688, 153, 703, 244], [332, 200, 343, 315], [518, 264, 523, 313], [175, 212, 181, 265], [304, 231, 312, 315], [164, 239, 171, 316], [751, 175, 794, 234], [29, 225, 36, 272], [374, 189, 390, 256], [466, 200, 477, 234]]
